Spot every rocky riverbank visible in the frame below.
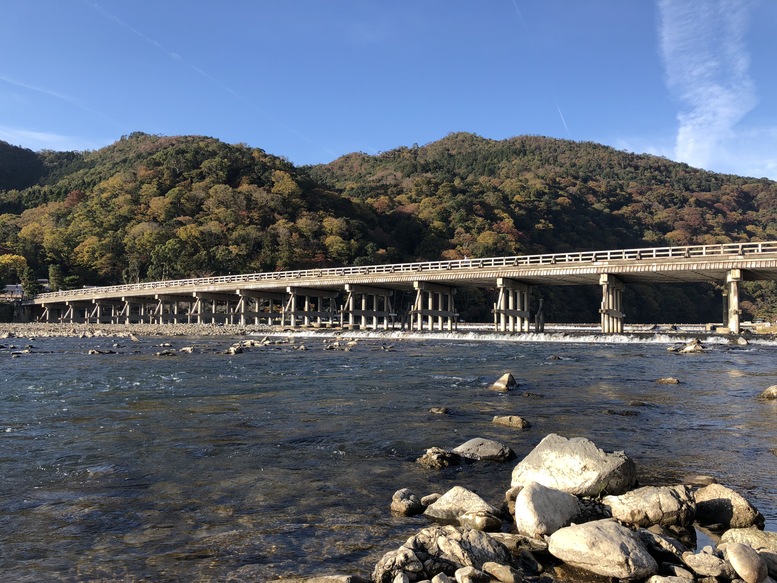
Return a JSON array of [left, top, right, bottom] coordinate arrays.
[[282, 432, 776, 583], [0, 322, 275, 339]]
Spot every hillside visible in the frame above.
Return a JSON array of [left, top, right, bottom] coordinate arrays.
[[1, 131, 776, 322]]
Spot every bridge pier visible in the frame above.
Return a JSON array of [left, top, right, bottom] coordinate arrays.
[[343, 284, 394, 330], [599, 274, 625, 333], [494, 278, 531, 332], [237, 290, 285, 326], [726, 269, 742, 334], [91, 299, 125, 324], [191, 292, 237, 324], [284, 287, 340, 328], [410, 282, 457, 331]]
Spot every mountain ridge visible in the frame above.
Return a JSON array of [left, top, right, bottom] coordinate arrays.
[[1, 131, 775, 322]]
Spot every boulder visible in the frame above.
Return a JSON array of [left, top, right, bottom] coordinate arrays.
[[679, 338, 705, 353], [459, 511, 502, 532], [453, 566, 488, 582], [391, 489, 424, 516], [492, 415, 531, 430], [510, 433, 637, 497], [417, 447, 461, 469], [720, 542, 769, 583], [694, 483, 765, 529], [490, 373, 517, 392], [372, 525, 512, 583], [681, 549, 737, 578], [424, 486, 501, 526], [721, 528, 777, 577], [603, 485, 695, 528], [645, 577, 694, 583], [759, 385, 777, 400], [452, 438, 515, 462], [547, 519, 658, 580], [481, 561, 523, 583], [637, 527, 687, 562], [514, 481, 580, 538]]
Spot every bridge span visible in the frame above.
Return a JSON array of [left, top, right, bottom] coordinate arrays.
[[30, 241, 777, 334]]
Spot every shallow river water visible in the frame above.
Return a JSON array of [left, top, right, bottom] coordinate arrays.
[[1, 331, 776, 581]]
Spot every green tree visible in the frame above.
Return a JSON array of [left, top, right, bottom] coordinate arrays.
[[20, 265, 41, 297], [48, 263, 64, 291]]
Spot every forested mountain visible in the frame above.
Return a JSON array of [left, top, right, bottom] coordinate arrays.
[[1, 131, 776, 322]]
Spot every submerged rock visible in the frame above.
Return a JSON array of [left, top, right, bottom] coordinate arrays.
[[759, 385, 777, 400], [510, 433, 636, 497], [489, 373, 517, 392], [656, 377, 681, 384], [452, 438, 515, 462], [417, 447, 460, 469], [391, 489, 424, 516], [492, 415, 531, 430]]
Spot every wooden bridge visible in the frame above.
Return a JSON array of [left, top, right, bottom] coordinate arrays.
[[29, 241, 777, 334]]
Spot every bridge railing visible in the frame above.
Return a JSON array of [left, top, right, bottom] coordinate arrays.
[[33, 241, 777, 301]]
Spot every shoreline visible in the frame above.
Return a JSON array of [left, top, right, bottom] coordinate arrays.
[[2, 321, 775, 345]]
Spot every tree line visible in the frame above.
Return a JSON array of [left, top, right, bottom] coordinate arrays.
[[1, 131, 776, 323]]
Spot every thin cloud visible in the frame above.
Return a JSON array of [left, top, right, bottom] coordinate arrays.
[[0, 74, 125, 130], [657, 0, 756, 171], [0, 126, 99, 151]]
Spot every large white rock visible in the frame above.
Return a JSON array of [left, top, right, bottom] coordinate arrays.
[[721, 529, 777, 577], [695, 483, 765, 529], [547, 519, 658, 579], [721, 542, 769, 583], [514, 481, 580, 538], [510, 433, 636, 497], [603, 485, 695, 528]]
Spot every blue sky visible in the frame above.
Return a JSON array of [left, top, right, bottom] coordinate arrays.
[[1, 0, 776, 179]]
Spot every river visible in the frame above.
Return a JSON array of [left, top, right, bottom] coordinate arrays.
[[1, 330, 776, 581]]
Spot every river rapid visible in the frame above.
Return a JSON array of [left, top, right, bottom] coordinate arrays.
[[1, 330, 776, 581]]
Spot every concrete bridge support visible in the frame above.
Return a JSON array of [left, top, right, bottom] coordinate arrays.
[[726, 269, 742, 334], [191, 292, 237, 324], [236, 290, 286, 326], [120, 297, 159, 324], [153, 294, 195, 324], [284, 287, 340, 328], [343, 284, 394, 330], [599, 274, 625, 333], [494, 278, 531, 332], [90, 299, 125, 324], [410, 281, 457, 331]]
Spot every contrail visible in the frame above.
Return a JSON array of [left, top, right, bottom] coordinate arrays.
[[510, 0, 572, 139], [0, 74, 125, 129], [84, 1, 338, 157]]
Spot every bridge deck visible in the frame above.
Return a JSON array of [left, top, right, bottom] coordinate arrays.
[[27, 241, 777, 334], [31, 241, 777, 303]]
